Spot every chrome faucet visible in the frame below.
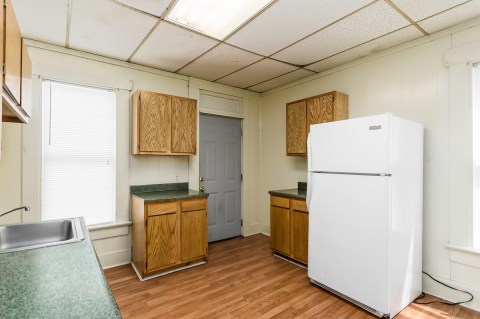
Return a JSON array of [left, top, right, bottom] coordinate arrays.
[[0, 205, 30, 218]]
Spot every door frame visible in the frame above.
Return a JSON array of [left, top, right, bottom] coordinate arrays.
[[192, 96, 245, 237]]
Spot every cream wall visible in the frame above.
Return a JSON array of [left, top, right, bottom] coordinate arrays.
[[259, 20, 480, 311], [0, 40, 260, 268]]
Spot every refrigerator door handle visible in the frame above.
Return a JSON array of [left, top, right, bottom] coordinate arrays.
[[306, 133, 312, 211]]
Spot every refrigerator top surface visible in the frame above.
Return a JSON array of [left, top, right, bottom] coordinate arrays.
[[308, 113, 392, 174]]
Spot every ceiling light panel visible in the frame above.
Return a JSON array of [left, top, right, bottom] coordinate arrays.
[[272, 0, 410, 66], [227, 0, 373, 56], [306, 26, 423, 73], [216, 59, 298, 88], [11, 0, 68, 46], [69, 0, 157, 60], [131, 22, 219, 72], [115, 0, 171, 17], [248, 69, 316, 92], [166, 0, 272, 40], [179, 44, 263, 81], [390, 0, 468, 22], [418, 1, 480, 34]]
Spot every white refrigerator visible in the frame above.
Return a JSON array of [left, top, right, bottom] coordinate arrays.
[[306, 113, 423, 318]]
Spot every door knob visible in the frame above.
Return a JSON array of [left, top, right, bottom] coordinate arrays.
[[199, 187, 205, 192], [200, 177, 204, 182]]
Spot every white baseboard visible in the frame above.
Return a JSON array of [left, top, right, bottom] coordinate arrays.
[[97, 249, 131, 269], [423, 273, 480, 312], [243, 223, 270, 236]]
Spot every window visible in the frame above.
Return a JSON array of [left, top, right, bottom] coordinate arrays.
[[473, 63, 480, 248], [42, 81, 116, 226]]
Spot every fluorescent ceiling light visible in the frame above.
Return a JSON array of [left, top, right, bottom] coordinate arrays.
[[166, 0, 272, 40]]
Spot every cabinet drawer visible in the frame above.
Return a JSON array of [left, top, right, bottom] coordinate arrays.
[[182, 199, 207, 212], [291, 199, 308, 212], [147, 202, 177, 217], [271, 196, 289, 209]]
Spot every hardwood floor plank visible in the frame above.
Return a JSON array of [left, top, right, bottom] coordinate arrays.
[[105, 234, 479, 319]]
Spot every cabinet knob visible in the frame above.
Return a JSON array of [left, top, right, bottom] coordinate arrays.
[[199, 187, 205, 192]]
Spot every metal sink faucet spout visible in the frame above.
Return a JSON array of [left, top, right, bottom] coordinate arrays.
[[0, 205, 31, 218]]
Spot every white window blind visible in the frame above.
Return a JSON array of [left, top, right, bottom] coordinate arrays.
[[42, 81, 116, 226], [473, 63, 480, 249]]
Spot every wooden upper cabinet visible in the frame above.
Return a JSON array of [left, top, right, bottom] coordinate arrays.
[[132, 90, 197, 155], [2, 0, 32, 124], [286, 91, 348, 156], [171, 97, 197, 154], [4, 0, 21, 106]]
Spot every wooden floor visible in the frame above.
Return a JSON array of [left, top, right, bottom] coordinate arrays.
[[105, 234, 479, 319]]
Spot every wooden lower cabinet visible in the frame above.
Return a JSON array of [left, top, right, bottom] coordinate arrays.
[[132, 196, 208, 279], [270, 195, 308, 265]]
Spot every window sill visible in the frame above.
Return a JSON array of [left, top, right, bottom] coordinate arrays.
[[88, 221, 132, 241], [445, 243, 480, 269]]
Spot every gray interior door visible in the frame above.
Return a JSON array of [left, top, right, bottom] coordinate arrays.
[[200, 114, 242, 242]]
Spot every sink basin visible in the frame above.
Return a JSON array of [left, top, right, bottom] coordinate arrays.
[[0, 218, 85, 253]]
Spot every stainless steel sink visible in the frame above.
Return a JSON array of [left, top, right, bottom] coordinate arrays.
[[0, 218, 85, 253]]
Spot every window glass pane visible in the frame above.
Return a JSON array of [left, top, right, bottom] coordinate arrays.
[[473, 64, 480, 248], [42, 81, 116, 226]]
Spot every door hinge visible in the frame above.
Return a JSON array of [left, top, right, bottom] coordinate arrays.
[[240, 128, 243, 136], [240, 174, 243, 182], [241, 219, 243, 227], [2, 64, 5, 76], [3, 0, 6, 8]]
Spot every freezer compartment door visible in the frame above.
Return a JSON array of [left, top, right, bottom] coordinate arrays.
[[308, 173, 391, 314], [309, 113, 391, 174]]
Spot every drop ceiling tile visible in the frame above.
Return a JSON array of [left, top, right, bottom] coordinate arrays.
[[69, 0, 157, 61], [272, 0, 410, 66], [11, 0, 68, 46], [216, 59, 298, 88], [418, 1, 480, 34], [226, 0, 374, 56], [178, 44, 263, 81], [131, 22, 219, 72], [391, 0, 468, 22], [115, 0, 170, 17], [306, 25, 423, 73], [248, 69, 316, 92]]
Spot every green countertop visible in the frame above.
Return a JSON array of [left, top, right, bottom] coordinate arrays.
[[0, 226, 121, 319], [132, 189, 209, 203], [268, 188, 306, 200]]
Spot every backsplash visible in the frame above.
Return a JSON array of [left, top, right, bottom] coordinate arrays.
[[130, 182, 188, 194]]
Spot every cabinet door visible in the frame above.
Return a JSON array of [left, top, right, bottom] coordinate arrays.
[[4, 0, 22, 105], [139, 92, 171, 153], [320, 94, 334, 123], [271, 205, 291, 255], [146, 212, 178, 270], [21, 41, 32, 117], [291, 210, 308, 264], [181, 210, 207, 261], [307, 97, 321, 137], [171, 97, 197, 154], [286, 101, 307, 155]]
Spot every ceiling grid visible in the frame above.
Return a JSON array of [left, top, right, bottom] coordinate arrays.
[[11, 0, 480, 92]]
